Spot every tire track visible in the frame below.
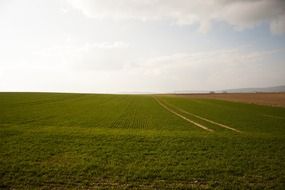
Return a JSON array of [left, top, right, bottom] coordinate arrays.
[[262, 114, 285, 120], [162, 99, 241, 133], [154, 97, 213, 132]]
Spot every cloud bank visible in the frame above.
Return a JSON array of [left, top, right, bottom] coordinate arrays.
[[1, 0, 284, 93], [67, 0, 285, 34]]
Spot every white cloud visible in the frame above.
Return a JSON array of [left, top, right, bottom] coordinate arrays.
[[1, 43, 284, 92], [124, 48, 285, 91], [1, 0, 284, 93], [31, 41, 131, 70], [83, 41, 130, 49], [67, 0, 285, 34], [270, 14, 285, 34]]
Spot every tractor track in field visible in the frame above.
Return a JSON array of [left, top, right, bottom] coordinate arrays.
[[154, 97, 241, 133], [168, 103, 241, 133], [262, 114, 285, 120], [154, 97, 213, 132]]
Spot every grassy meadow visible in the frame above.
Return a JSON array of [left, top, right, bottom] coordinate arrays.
[[0, 93, 285, 189]]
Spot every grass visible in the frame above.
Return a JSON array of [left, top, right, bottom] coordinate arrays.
[[0, 92, 285, 189]]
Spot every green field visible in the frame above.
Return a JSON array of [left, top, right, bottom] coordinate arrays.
[[0, 93, 285, 189]]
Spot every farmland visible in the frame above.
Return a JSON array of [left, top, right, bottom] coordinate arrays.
[[173, 92, 285, 107], [0, 92, 285, 189]]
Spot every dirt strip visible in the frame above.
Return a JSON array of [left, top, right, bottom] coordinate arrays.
[[154, 97, 213, 132], [164, 101, 241, 133]]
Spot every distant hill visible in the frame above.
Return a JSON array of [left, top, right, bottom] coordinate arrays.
[[220, 85, 285, 93]]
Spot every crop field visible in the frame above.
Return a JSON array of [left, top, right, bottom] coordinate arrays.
[[173, 93, 285, 107], [0, 92, 285, 189]]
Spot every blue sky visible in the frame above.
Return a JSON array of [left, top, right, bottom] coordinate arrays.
[[0, 0, 285, 93]]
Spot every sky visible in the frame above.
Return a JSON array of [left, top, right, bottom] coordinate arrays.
[[0, 0, 285, 93]]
